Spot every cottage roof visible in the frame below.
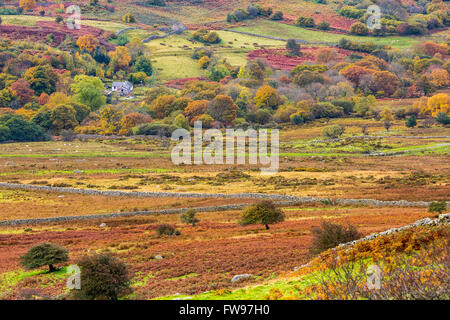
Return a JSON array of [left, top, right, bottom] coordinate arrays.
[[112, 81, 133, 89]]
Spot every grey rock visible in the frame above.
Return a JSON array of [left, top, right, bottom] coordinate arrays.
[[231, 274, 253, 283]]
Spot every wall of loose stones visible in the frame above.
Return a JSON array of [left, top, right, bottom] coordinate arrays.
[[0, 183, 448, 226]]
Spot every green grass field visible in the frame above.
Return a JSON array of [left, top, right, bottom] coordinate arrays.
[[0, 15, 54, 26], [144, 30, 286, 81], [232, 20, 420, 49]]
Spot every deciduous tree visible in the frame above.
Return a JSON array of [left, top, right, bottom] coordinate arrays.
[[76, 34, 100, 53], [240, 200, 285, 230], [20, 243, 68, 272], [207, 94, 238, 123], [254, 85, 281, 109], [19, 0, 36, 11], [71, 75, 106, 111]]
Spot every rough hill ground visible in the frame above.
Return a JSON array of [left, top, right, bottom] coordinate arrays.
[[159, 213, 450, 300]]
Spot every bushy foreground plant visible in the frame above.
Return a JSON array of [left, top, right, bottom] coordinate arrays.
[[310, 221, 362, 255], [73, 252, 131, 300], [322, 125, 345, 139], [308, 235, 449, 300]]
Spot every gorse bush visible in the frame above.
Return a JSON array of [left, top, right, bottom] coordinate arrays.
[[322, 125, 345, 139], [20, 243, 69, 272], [156, 224, 181, 236], [73, 252, 131, 300], [180, 209, 199, 227], [310, 221, 362, 255], [436, 112, 450, 125], [428, 201, 447, 214]]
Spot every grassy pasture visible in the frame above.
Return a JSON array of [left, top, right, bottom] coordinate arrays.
[[232, 20, 419, 49], [0, 15, 54, 26], [144, 30, 285, 81]]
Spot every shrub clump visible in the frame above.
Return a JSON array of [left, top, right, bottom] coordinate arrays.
[[310, 221, 362, 255], [322, 124, 345, 138], [180, 209, 199, 227], [429, 201, 447, 214], [156, 224, 181, 236], [73, 252, 131, 300]]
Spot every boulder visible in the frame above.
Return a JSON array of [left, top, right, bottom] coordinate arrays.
[[231, 274, 253, 283]]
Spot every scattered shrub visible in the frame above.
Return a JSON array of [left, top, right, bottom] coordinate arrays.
[[180, 209, 199, 227], [296, 16, 315, 28], [405, 115, 417, 128], [156, 224, 181, 236], [73, 252, 131, 300], [317, 21, 330, 30], [428, 201, 447, 214], [436, 112, 450, 125], [310, 221, 362, 255], [322, 124, 345, 138], [350, 22, 369, 35]]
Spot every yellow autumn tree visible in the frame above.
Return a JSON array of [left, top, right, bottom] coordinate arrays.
[[99, 106, 124, 135], [429, 69, 450, 88], [45, 92, 72, 109], [15, 108, 37, 120], [19, 0, 36, 11], [76, 34, 100, 53], [421, 93, 449, 116], [380, 108, 393, 122], [254, 85, 281, 109]]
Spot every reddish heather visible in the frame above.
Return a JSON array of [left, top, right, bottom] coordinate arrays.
[[247, 47, 354, 70], [165, 77, 207, 89], [0, 21, 114, 49]]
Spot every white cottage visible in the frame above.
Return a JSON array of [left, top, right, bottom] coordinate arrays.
[[111, 81, 133, 96]]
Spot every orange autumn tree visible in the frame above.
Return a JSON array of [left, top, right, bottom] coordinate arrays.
[[316, 48, 338, 64], [19, 0, 36, 11], [429, 69, 450, 88], [422, 42, 448, 57], [207, 95, 237, 124], [339, 65, 375, 86], [119, 112, 152, 135], [372, 71, 401, 96], [76, 34, 100, 53], [149, 95, 177, 119], [38, 92, 49, 105], [109, 46, 131, 70], [184, 100, 209, 125]]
